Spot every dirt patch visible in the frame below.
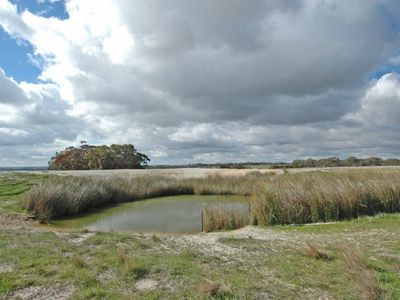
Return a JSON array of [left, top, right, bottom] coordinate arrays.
[[9, 284, 75, 300], [0, 263, 15, 273], [69, 232, 96, 243], [166, 226, 307, 260], [24, 168, 282, 179], [98, 268, 117, 284], [0, 212, 39, 232], [134, 279, 158, 291]]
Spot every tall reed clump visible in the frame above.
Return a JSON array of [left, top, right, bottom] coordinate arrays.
[[22, 176, 112, 222], [201, 204, 245, 232], [22, 173, 269, 222], [250, 170, 400, 225]]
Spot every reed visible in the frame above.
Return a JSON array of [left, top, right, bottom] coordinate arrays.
[[250, 170, 400, 225], [201, 204, 245, 232]]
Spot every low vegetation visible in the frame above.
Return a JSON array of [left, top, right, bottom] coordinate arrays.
[[1, 212, 399, 298], [250, 169, 400, 225], [340, 246, 380, 300]]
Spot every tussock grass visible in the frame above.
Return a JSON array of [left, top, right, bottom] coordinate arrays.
[[250, 170, 400, 225], [202, 205, 245, 232], [71, 254, 85, 268], [304, 242, 331, 261], [340, 246, 380, 300], [199, 281, 225, 298], [22, 174, 268, 222]]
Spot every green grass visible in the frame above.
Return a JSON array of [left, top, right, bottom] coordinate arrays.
[[1, 213, 399, 298], [0, 173, 50, 213], [273, 213, 400, 234]]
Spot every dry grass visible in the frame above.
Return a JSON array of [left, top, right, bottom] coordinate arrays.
[[116, 245, 128, 264], [199, 281, 224, 298], [71, 254, 85, 268], [202, 205, 245, 232], [123, 258, 148, 279], [340, 246, 380, 300], [304, 242, 331, 261], [250, 170, 400, 225]]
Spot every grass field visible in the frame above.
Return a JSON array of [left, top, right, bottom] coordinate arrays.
[[0, 172, 400, 299]]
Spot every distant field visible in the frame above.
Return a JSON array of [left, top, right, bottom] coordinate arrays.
[[7, 165, 400, 178]]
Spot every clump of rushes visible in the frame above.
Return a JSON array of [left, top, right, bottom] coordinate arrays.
[[202, 205, 245, 232], [250, 170, 400, 225], [22, 176, 111, 223], [123, 257, 149, 279], [21, 174, 266, 222], [340, 246, 380, 300]]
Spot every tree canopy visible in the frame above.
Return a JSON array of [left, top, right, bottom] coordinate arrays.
[[48, 143, 150, 170]]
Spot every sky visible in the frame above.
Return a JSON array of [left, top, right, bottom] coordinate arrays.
[[1, 0, 400, 166]]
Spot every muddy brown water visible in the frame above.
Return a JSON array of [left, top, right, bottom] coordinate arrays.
[[51, 195, 249, 233]]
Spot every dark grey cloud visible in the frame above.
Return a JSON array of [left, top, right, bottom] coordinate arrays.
[[1, 0, 400, 165]]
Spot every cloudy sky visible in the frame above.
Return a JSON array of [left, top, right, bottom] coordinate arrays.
[[1, 0, 400, 166]]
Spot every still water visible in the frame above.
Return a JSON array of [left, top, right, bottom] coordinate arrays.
[[51, 195, 249, 233]]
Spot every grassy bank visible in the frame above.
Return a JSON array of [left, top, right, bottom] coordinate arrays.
[[22, 173, 268, 222], [1, 213, 399, 298], [250, 169, 400, 225], [0, 173, 50, 213]]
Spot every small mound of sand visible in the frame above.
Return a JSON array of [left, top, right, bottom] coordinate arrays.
[[10, 284, 75, 300], [134, 279, 158, 291], [69, 232, 95, 243], [0, 263, 15, 273]]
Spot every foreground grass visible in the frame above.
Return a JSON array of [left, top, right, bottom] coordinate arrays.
[[0, 213, 399, 299]]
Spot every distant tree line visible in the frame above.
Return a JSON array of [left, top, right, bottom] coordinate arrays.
[[289, 157, 400, 168], [150, 157, 400, 170], [48, 143, 150, 170]]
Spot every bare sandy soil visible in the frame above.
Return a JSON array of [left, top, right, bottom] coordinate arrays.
[[13, 165, 400, 178], [21, 168, 281, 178]]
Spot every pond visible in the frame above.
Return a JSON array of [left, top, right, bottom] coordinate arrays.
[[50, 195, 249, 233]]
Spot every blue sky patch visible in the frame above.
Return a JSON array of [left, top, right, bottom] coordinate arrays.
[[10, 0, 68, 20], [0, 1, 68, 83], [0, 27, 42, 83]]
